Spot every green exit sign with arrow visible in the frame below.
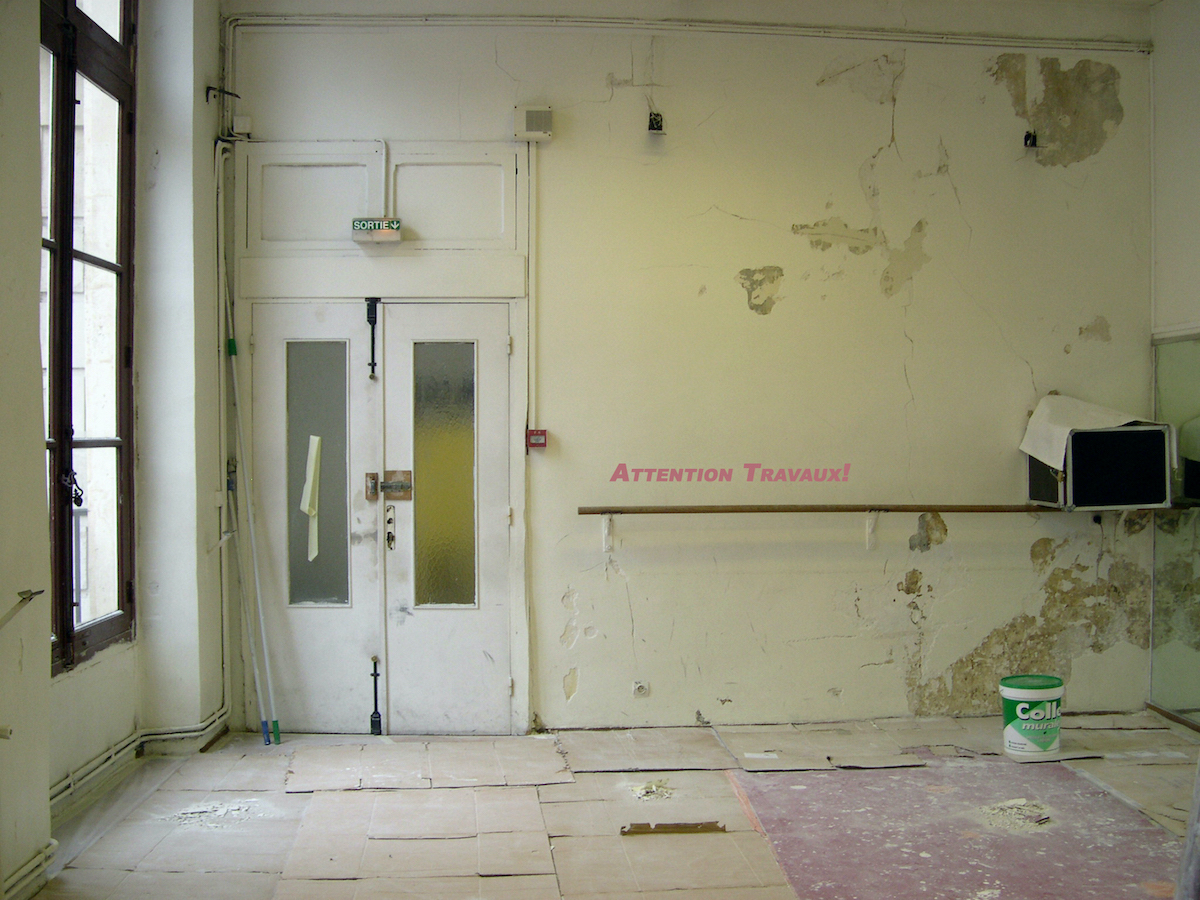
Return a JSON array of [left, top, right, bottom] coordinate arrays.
[[352, 219, 403, 242]]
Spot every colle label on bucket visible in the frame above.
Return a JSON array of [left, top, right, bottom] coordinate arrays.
[[1005, 699, 1061, 751]]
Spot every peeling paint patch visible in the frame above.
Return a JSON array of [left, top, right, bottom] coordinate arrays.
[[1030, 536, 1070, 573], [881, 220, 930, 297], [899, 569, 923, 595], [907, 557, 1151, 715], [1123, 511, 1150, 536], [561, 589, 580, 648], [817, 51, 906, 106], [989, 53, 1124, 167], [1078, 315, 1112, 342], [917, 140, 952, 179], [791, 217, 884, 254], [736, 266, 784, 315], [560, 619, 579, 648], [908, 511, 947, 552], [791, 213, 930, 299], [563, 667, 579, 702]]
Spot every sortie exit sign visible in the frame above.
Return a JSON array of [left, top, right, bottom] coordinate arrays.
[[352, 218, 402, 242]]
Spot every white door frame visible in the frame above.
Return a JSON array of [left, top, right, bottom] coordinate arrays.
[[236, 296, 529, 734], [231, 138, 531, 734]]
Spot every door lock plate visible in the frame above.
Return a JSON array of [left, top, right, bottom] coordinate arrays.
[[382, 470, 412, 501], [367, 471, 412, 501]]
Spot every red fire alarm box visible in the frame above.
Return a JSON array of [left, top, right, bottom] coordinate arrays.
[[526, 429, 547, 450]]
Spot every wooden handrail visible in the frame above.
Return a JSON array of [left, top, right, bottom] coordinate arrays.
[[579, 505, 1049, 515]]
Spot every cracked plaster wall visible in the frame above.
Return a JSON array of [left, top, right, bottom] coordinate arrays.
[[544, 510, 1152, 725], [232, 16, 1154, 727]]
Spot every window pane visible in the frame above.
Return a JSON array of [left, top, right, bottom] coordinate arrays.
[[41, 249, 52, 438], [74, 74, 120, 263], [76, 0, 122, 43], [287, 341, 350, 605], [40, 48, 54, 240], [72, 446, 121, 625], [72, 261, 117, 439], [413, 342, 476, 607]]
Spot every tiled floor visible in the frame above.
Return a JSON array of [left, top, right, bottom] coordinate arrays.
[[36, 714, 1198, 899]]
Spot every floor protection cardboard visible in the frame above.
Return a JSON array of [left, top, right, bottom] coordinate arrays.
[[557, 728, 738, 773]]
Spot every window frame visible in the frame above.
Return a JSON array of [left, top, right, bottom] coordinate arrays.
[[41, 0, 137, 672]]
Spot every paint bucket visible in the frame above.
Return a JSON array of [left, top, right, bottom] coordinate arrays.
[[999, 674, 1064, 760]]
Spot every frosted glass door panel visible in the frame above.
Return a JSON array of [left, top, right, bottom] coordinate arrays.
[[413, 342, 476, 607]]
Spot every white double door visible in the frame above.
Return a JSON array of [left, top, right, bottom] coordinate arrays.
[[249, 300, 512, 734]]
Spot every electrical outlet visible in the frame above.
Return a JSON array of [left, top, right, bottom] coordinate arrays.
[[633, 681, 649, 697]]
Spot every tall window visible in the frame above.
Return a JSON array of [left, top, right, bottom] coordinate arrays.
[[40, 0, 136, 671]]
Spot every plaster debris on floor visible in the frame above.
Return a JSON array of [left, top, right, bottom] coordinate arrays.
[[36, 713, 1198, 900]]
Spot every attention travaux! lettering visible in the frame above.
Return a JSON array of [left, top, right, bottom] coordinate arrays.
[[610, 463, 851, 483]]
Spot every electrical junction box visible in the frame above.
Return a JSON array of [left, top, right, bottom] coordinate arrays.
[[515, 107, 552, 141], [1027, 424, 1172, 510]]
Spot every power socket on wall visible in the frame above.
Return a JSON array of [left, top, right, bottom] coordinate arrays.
[[633, 681, 649, 697]]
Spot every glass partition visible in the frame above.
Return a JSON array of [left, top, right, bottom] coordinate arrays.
[[1150, 338, 1200, 727]]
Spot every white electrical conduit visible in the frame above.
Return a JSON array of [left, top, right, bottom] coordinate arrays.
[[213, 141, 268, 744], [216, 140, 280, 744], [2, 840, 58, 900]]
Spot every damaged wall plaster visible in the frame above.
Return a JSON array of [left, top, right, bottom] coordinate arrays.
[[736, 266, 785, 314], [989, 53, 1124, 167], [1078, 316, 1113, 343], [546, 513, 1153, 725], [899, 569, 924, 595], [907, 520, 1151, 716], [791, 217, 930, 297], [909, 511, 948, 552], [792, 218, 883, 254], [881, 220, 931, 297], [801, 50, 934, 298], [817, 50, 906, 110]]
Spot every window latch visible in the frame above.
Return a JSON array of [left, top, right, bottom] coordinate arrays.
[[62, 470, 84, 507]]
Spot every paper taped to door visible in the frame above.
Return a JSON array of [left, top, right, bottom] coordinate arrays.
[[300, 434, 321, 561]]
